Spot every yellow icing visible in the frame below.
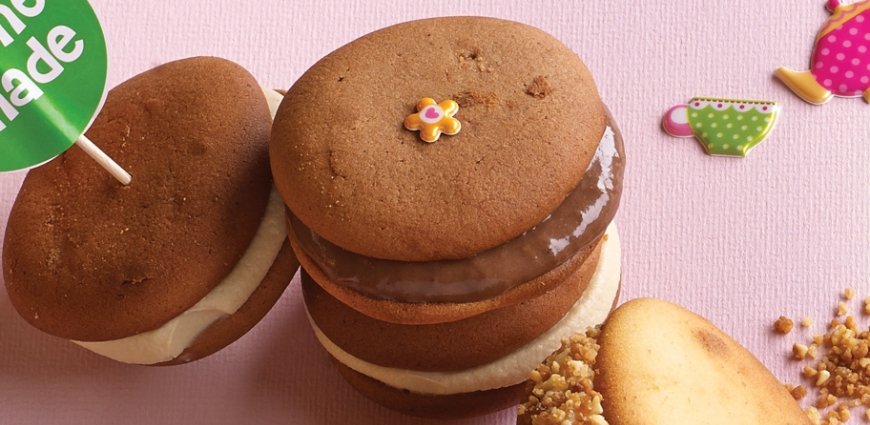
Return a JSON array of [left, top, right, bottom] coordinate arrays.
[[403, 98, 461, 143], [818, 0, 870, 41]]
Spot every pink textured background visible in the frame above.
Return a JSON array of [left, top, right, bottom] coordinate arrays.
[[1, 1, 868, 423]]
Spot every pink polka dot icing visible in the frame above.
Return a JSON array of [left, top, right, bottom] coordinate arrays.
[[811, 6, 870, 96]]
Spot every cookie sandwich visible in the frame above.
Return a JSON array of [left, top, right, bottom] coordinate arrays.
[[270, 17, 624, 418], [3, 57, 299, 365], [519, 298, 811, 425]]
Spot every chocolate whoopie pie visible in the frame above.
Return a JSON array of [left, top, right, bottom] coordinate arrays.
[[270, 17, 625, 418], [3, 57, 299, 365]]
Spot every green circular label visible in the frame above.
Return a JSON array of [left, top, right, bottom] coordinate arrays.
[[0, 0, 107, 172]]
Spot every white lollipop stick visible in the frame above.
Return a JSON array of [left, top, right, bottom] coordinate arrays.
[[74, 134, 132, 185]]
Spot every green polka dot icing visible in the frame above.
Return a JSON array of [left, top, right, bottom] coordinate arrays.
[[688, 99, 778, 156], [662, 98, 780, 157]]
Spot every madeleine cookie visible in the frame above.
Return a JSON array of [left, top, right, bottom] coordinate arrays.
[[270, 17, 625, 418], [3, 57, 299, 365], [519, 298, 811, 425]]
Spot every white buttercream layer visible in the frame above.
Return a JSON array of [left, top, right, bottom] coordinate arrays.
[[308, 223, 621, 395]]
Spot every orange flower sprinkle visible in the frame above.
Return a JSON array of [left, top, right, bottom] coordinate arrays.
[[403, 98, 461, 143]]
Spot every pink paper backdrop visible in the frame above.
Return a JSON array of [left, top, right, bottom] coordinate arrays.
[[2, 1, 868, 424]]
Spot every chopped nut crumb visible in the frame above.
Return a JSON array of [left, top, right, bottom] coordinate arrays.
[[794, 343, 809, 360], [518, 326, 609, 425], [791, 385, 808, 400], [775, 316, 795, 334], [808, 344, 819, 359], [783, 292, 870, 425], [816, 369, 831, 386], [845, 316, 857, 331], [807, 406, 822, 425], [836, 302, 849, 317]]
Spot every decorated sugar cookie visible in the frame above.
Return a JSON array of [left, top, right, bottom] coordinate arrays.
[[775, 0, 870, 104], [663, 98, 780, 157]]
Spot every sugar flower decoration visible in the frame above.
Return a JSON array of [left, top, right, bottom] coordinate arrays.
[[404, 98, 461, 143]]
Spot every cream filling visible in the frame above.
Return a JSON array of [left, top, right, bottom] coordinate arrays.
[[72, 87, 287, 365], [73, 186, 286, 364], [308, 222, 621, 395]]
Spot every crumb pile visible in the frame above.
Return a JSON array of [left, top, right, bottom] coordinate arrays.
[[780, 289, 870, 425], [517, 327, 608, 425]]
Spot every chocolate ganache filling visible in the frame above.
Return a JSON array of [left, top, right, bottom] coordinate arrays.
[[288, 119, 624, 303]]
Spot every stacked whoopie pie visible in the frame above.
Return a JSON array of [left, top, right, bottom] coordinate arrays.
[[3, 57, 299, 365], [269, 17, 625, 418]]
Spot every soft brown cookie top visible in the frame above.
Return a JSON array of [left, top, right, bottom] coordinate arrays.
[[271, 17, 606, 261], [3, 57, 273, 341]]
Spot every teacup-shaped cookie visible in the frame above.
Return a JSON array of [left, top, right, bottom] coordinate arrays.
[[663, 98, 780, 157]]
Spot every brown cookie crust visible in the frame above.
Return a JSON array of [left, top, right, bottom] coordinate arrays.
[[271, 16, 606, 262], [293, 230, 600, 325], [302, 238, 601, 371], [157, 241, 299, 365], [3, 57, 273, 341], [330, 354, 528, 420]]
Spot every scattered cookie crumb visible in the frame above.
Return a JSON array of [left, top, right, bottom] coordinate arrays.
[[806, 406, 822, 425], [518, 326, 608, 425], [787, 384, 808, 400], [781, 290, 870, 425], [775, 316, 795, 334], [836, 302, 848, 317], [452, 90, 498, 109], [526, 75, 553, 99], [794, 343, 809, 360], [844, 288, 856, 300], [802, 317, 814, 327], [814, 370, 831, 387]]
